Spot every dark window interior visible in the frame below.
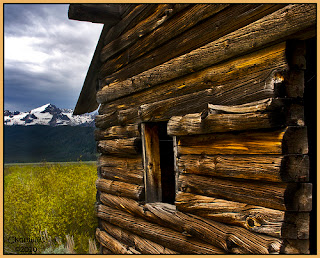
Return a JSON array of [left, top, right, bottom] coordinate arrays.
[[156, 122, 176, 204]]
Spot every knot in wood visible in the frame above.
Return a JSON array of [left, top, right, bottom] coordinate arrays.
[[245, 216, 261, 228]]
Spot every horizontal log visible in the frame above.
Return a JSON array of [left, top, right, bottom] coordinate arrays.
[[99, 192, 283, 253], [178, 174, 312, 211], [97, 4, 315, 102], [96, 204, 226, 254], [99, 4, 285, 85], [205, 97, 284, 114], [203, 101, 304, 131], [95, 108, 140, 128], [175, 192, 309, 239], [97, 138, 142, 156], [96, 228, 138, 254], [103, 5, 155, 45], [118, 107, 140, 125], [118, 5, 137, 19], [94, 124, 140, 140], [95, 110, 118, 129], [100, 4, 188, 62], [100, 192, 186, 230], [99, 4, 229, 77], [177, 154, 309, 182], [99, 192, 309, 248], [97, 40, 288, 105], [96, 178, 144, 201], [143, 202, 282, 254], [139, 89, 213, 122], [99, 166, 143, 185], [101, 221, 178, 254], [165, 98, 304, 133], [99, 43, 288, 116], [100, 192, 146, 218], [98, 155, 143, 170], [177, 126, 308, 155], [100, 68, 286, 117]]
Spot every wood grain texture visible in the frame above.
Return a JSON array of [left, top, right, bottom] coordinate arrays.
[[99, 4, 229, 77], [141, 123, 162, 202], [99, 165, 144, 185], [98, 155, 143, 170], [96, 228, 138, 254], [99, 192, 146, 218], [101, 221, 178, 254], [103, 5, 155, 45], [103, 4, 159, 44], [97, 41, 287, 105], [177, 127, 308, 155], [95, 108, 140, 128], [98, 43, 288, 117], [118, 107, 140, 125], [138, 89, 213, 122], [119, 4, 137, 19], [101, 246, 113, 254], [100, 4, 188, 62], [95, 110, 118, 129], [94, 124, 140, 140], [177, 154, 309, 182], [97, 137, 142, 156], [96, 204, 226, 254], [97, 4, 315, 102], [143, 202, 282, 254], [166, 98, 304, 134], [99, 4, 285, 85], [99, 192, 308, 249], [178, 174, 312, 211], [175, 192, 309, 239], [96, 178, 144, 201]]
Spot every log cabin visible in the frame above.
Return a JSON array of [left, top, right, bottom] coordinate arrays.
[[68, 4, 317, 254]]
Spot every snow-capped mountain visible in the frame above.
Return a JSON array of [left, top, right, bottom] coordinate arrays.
[[4, 103, 96, 127]]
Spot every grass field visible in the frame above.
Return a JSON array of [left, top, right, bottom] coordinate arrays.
[[4, 161, 97, 176], [4, 162, 98, 254]]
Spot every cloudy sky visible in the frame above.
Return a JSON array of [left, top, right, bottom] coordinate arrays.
[[4, 4, 103, 112]]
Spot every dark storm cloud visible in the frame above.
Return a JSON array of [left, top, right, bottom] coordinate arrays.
[[4, 4, 103, 112], [4, 4, 67, 37], [4, 64, 80, 112]]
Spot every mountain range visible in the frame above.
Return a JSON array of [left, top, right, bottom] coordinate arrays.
[[4, 104, 98, 163], [4, 103, 96, 127]]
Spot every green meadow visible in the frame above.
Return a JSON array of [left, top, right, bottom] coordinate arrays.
[[4, 162, 98, 254]]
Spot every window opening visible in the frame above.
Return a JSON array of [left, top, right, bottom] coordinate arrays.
[[142, 122, 175, 204]]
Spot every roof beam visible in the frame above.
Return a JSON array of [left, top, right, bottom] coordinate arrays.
[[68, 4, 122, 24]]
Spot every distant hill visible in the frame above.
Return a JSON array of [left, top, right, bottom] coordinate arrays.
[[4, 125, 98, 163]]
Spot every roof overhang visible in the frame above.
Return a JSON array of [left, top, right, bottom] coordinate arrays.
[[68, 4, 131, 115]]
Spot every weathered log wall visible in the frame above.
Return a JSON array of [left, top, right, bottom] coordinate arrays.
[[88, 3, 315, 254]]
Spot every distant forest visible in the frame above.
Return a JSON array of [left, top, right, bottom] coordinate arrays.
[[4, 126, 97, 163]]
